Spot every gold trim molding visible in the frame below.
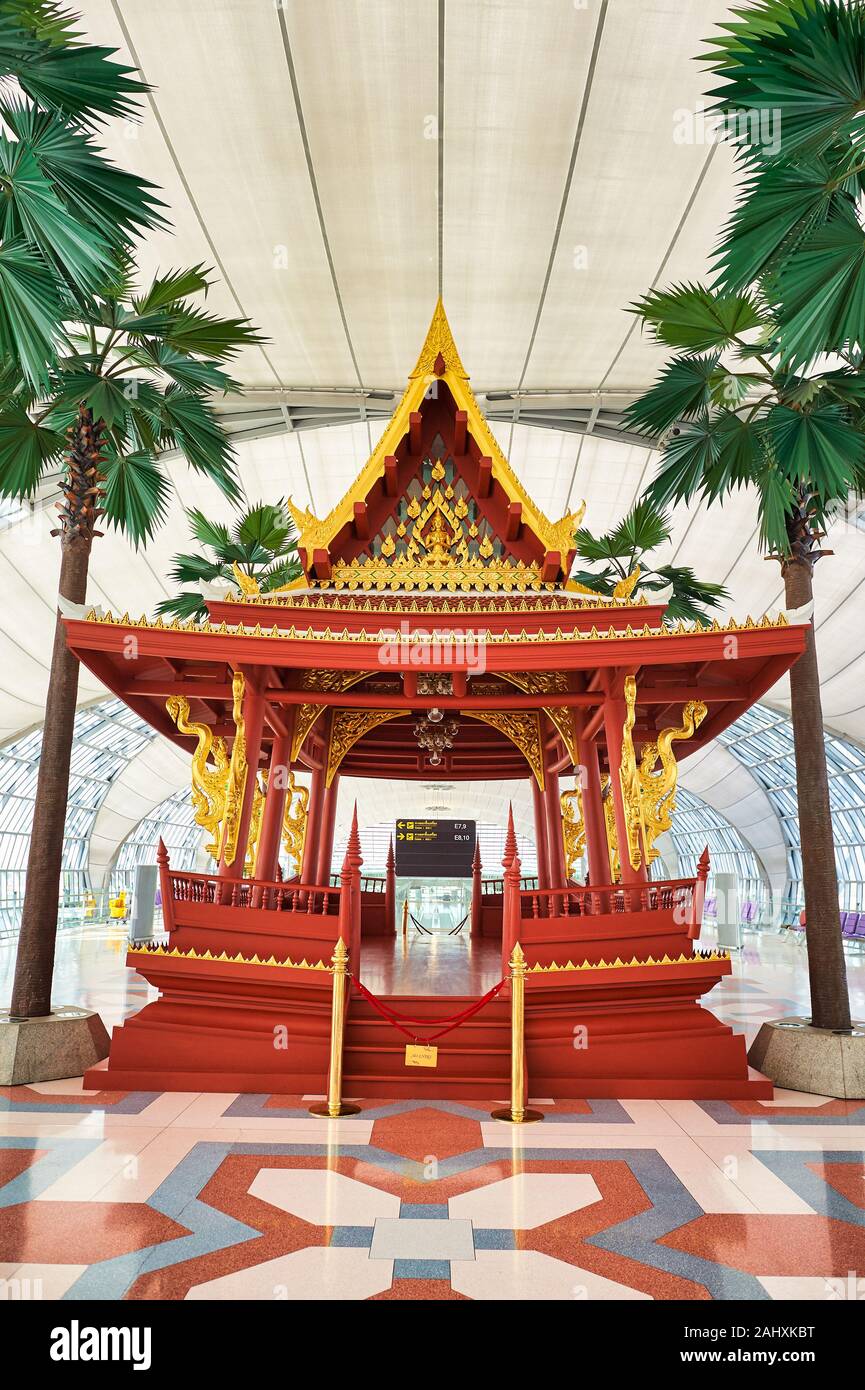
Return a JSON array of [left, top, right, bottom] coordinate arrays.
[[290, 669, 368, 760]]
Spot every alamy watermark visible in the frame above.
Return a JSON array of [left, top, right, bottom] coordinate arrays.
[[673, 102, 781, 158], [378, 620, 487, 676]]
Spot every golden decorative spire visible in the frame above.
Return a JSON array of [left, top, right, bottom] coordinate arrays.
[[408, 296, 469, 380], [281, 299, 585, 578]]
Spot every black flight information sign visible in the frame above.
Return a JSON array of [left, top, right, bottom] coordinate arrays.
[[394, 819, 476, 878]]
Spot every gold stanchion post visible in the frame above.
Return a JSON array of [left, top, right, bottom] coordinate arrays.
[[401, 897, 409, 939], [309, 937, 361, 1118], [492, 943, 543, 1124]]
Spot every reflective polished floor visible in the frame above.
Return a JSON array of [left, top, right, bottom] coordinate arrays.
[[2, 923, 865, 1301]]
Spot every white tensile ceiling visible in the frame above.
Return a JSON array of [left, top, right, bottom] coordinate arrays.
[[2, 0, 864, 853]]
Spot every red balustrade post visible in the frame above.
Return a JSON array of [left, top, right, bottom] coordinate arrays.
[[470, 838, 483, 937], [156, 839, 175, 937], [688, 846, 710, 939], [502, 850, 522, 980], [347, 802, 363, 967], [502, 802, 517, 869], [384, 835, 396, 935], [337, 849, 354, 967]]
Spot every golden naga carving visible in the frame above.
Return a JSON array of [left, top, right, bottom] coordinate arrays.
[[498, 671, 579, 766], [290, 669, 369, 761], [219, 671, 248, 866], [326, 708, 404, 787], [165, 695, 229, 858], [244, 772, 266, 876], [566, 566, 641, 600], [620, 675, 707, 871], [601, 774, 621, 883], [620, 676, 645, 871], [561, 786, 586, 880], [613, 566, 641, 600], [231, 562, 262, 597], [464, 710, 545, 789], [638, 699, 707, 863], [281, 770, 309, 874]]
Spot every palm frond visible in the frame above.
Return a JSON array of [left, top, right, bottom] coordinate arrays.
[[101, 449, 170, 547], [631, 282, 765, 351], [621, 354, 720, 438]]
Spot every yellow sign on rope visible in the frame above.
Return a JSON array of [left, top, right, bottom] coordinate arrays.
[[405, 1044, 438, 1068]]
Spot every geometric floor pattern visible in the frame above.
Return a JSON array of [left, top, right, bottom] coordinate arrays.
[[2, 924, 865, 1300], [3, 1088, 865, 1300]]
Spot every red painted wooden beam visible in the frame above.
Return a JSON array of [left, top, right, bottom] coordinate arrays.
[[353, 501, 370, 540], [454, 410, 467, 455], [477, 457, 492, 497], [409, 411, 422, 454], [541, 549, 561, 583], [505, 502, 522, 541], [312, 548, 331, 582], [383, 455, 399, 496]]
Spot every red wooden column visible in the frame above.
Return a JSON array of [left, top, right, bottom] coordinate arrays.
[[602, 689, 642, 887], [470, 838, 482, 936], [544, 769, 567, 889], [531, 777, 551, 890], [316, 773, 340, 886], [300, 765, 325, 884], [581, 739, 610, 888], [218, 679, 266, 884], [255, 734, 291, 884], [384, 836, 396, 935]]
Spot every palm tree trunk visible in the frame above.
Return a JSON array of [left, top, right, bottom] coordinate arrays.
[[9, 407, 101, 1019], [783, 556, 851, 1032]]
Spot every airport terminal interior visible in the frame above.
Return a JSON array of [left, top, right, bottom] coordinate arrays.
[[2, 0, 865, 1315]]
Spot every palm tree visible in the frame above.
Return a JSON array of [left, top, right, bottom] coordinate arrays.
[[0, 2, 165, 383], [0, 5, 267, 1023], [622, 0, 865, 1032], [571, 497, 729, 624], [157, 501, 301, 623], [5, 261, 261, 1018]]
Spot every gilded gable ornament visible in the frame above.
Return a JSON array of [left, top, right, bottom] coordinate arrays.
[[326, 708, 404, 786], [464, 710, 545, 788]]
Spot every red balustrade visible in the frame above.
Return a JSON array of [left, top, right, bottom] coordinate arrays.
[[518, 878, 695, 922], [167, 870, 339, 917]]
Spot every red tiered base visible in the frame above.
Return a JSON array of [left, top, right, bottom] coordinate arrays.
[[85, 868, 771, 1100]]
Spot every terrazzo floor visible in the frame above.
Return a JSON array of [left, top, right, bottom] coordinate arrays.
[[2, 922, 865, 1301]]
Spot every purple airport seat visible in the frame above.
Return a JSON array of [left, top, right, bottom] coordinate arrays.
[[852, 913, 865, 939], [842, 912, 858, 936]]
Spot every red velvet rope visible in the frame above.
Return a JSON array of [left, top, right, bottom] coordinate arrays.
[[353, 977, 506, 1044]]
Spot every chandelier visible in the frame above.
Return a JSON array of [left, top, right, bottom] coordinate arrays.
[[413, 709, 459, 767]]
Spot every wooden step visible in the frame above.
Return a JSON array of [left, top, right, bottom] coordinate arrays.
[[343, 1071, 510, 1099]]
